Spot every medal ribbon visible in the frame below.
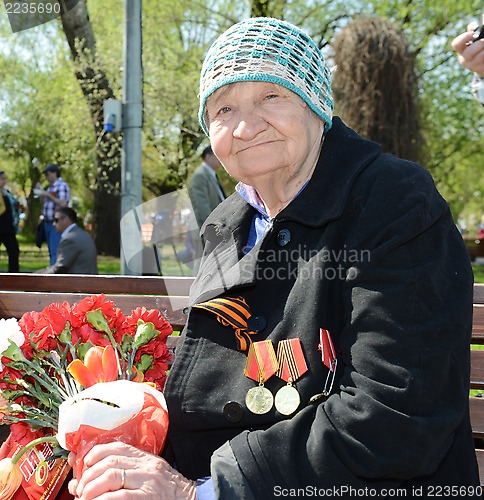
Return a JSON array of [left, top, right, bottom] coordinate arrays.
[[244, 340, 279, 384], [192, 296, 257, 351], [318, 328, 336, 372], [276, 339, 308, 383]]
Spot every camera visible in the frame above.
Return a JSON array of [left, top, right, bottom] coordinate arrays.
[[473, 23, 484, 41], [469, 13, 484, 43]]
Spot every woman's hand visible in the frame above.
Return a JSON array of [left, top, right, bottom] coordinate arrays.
[[68, 442, 196, 499]]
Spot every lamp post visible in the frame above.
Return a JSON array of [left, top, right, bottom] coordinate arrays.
[[120, 0, 143, 275]]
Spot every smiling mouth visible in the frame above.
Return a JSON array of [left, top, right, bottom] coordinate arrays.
[[238, 141, 276, 153]]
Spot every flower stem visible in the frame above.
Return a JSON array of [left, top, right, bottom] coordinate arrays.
[[11, 436, 59, 465]]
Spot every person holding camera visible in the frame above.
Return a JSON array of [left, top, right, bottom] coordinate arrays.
[[452, 20, 484, 105]]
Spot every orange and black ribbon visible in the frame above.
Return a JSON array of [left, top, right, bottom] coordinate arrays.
[[276, 339, 308, 384], [192, 296, 257, 351]]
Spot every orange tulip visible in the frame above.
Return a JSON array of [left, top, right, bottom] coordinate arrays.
[[0, 458, 22, 500], [68, 345, 119, 388]]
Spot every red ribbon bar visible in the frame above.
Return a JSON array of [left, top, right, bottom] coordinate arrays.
[[244, 340, 279, 383], [318, 328, 336, 372]]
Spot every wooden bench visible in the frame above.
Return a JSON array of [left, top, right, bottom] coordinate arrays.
[[471, 282, 484, 483], [0, 273, 194, 359], [0, 273, 483, 483]]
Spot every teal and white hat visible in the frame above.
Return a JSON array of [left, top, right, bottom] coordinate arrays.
[[199, 17, 334, 136]]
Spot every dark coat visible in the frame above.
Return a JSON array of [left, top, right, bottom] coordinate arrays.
[[164, 118, 478, 497]]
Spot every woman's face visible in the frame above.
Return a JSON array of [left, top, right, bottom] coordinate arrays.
[[206, 81, 324, 185]]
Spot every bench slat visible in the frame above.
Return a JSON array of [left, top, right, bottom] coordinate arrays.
[[473, 305, 484, 345], [470, 397, 484, 438], [0, 273, 194, 296], [0, 291, 188, 330], [474, 284, 484, 305], [471, 350, 484, 390], [476, 450, 484, 487]]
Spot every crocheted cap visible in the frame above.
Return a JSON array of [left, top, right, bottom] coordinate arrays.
[[199, 17, 334, 136]]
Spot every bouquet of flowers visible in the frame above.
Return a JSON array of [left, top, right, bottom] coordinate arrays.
[[0, 294, 172, 500]]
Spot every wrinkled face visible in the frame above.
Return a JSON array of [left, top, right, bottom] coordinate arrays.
[[206, 81, 324, 185]]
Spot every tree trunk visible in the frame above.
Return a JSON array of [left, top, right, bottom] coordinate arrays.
[[59, 0, 121, 256]]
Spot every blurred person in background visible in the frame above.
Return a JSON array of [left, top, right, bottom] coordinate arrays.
[[0, 171, 19, 272], [35, 163, 71, 265], [35, 207, 97, 275], [189, 146, 226, 228]]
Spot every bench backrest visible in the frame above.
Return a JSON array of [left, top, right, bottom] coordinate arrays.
[[471, 283, 484, 482], [0, 273, 194, 360], [0, 274, 482, 483]]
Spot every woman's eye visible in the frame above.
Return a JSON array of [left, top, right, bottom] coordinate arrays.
[[211, 106, 231, 118], [265, 93, 278, 100]]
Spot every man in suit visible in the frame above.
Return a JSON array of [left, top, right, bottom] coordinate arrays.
[[181, 146, 226, 274], [189, 146, 225, 228], [37, 207, 98, 274]]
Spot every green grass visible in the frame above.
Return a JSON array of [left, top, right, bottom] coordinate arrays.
[[0, 234, 193, 276], [6, 236, 122, 274], [473, 265, 484, 284]]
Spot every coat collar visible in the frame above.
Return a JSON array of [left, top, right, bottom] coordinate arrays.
[[189, 118, 381, 304], [278, 117, 381, 226]]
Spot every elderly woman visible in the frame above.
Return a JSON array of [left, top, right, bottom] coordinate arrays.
[[69, 18, 479, 499]]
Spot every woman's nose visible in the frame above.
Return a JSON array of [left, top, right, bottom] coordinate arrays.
[[233, 111, 266, 140]]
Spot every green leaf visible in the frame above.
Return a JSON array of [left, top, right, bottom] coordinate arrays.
[[2, 341, 27, 363], [120, 333, 134, 351], [136, 353, 153, 374], [76, 341, 95, 360], [58, 321, 73, 345], [86, 309, 111, 334], [133, 321, 159, 349]]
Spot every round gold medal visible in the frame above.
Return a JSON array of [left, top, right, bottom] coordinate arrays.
[[245, 386, 274, 414], [274, 385, 300, 415]]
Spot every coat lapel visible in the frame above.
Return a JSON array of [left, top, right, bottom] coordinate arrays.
[[189, 195, 257, 305]]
